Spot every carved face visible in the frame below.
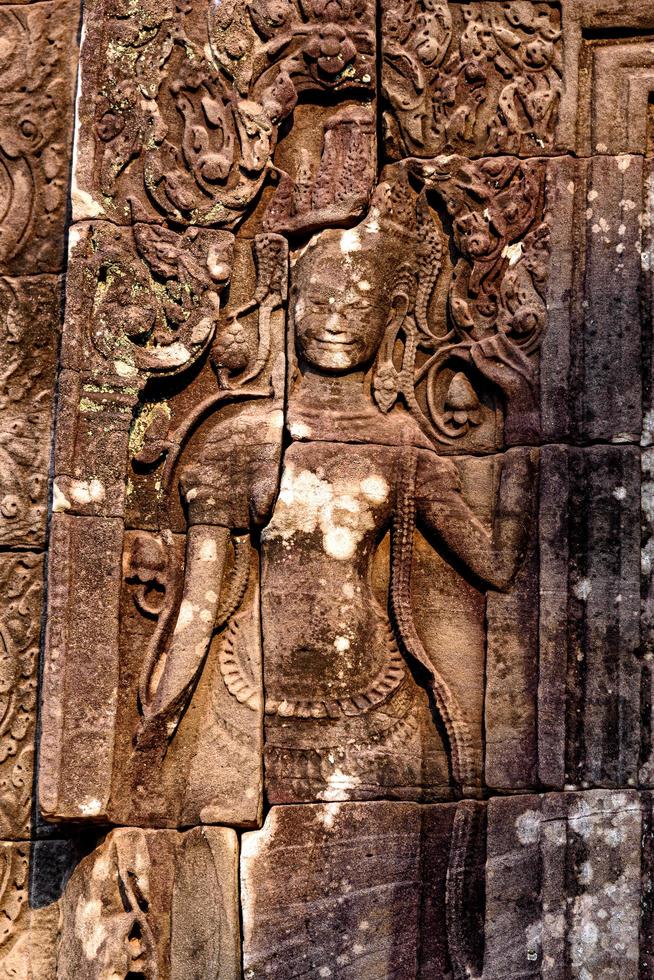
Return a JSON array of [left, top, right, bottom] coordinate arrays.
[[293, 232, 392, 372]]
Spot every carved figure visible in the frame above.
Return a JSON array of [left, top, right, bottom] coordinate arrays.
[[133, 171, 542, 803]]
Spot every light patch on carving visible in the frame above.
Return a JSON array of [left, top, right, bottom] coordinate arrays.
[[515, 809, 541, 845], [357, 280, 371, 291], [320, 768, 361, 801], [573, 578, 592, 601], [114, 359, 137, 378], [71, 183, 103, 220], [502, 241, 523, 266], [52, 481, 71, 513], [79, 798, 102, 817], [266, 409, 284, 440], [617, 156, 631, 172], [289, 420, 312, 439], [69, 479, 106, 506], [149, 341, 191, 367], [587, 190, 599, 203], [320, 802, 342, 830], [613, 486, 627, 501], [360, 474, 389, 504], [199, 538, 218, 562], [340, 229, 361, 253], [334, 635, 350, 652], [266, 465, 385, 560], [74, 897, 105, 959], [177, 599, 196, 630]]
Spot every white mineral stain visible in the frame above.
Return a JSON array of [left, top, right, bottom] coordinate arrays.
[[502, 241, 524, 266], [360, 474, 389, 504], [69, 478, 105, 506], [71, 184, 103, 220], [613, 486, 627, 500], [617, 156, 631, 172], [320, 768, 361, 802], [289, 420, 312, 440], [587, 190, 599, 203], [320, 802, 342, 830], [265, 464, 387, 561], [515, 809, 541, 845], [74, 897, 104, 959], [340, 229, 361, 253], [176, 599, 196, 630], [573, 578, 592, 601], [52, 481, 71, 513], [114, 359, 137, 378], [334, 635, 350, 652], [79, 798, 102, 817], [199, 538, 219, 562]]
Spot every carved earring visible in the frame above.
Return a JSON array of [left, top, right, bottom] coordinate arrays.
[[372, 291, 410, 414]]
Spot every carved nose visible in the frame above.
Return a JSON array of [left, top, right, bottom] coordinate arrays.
[[325, 312, 342, 332]]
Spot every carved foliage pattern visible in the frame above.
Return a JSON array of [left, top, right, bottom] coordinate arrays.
[[382, 1, 562, 158], [0, 2, 78, 273], [0, 554, 41, 839], [78, 0, 375, 228]]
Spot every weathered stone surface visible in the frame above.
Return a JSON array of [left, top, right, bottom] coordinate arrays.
[[0, 829, 239, 978], [559, 0, 654, 156], [26, 0, 654, 970], [0, 2, 79, 274], [0, 838, 85, 977], [262, 442, 536, 804], [39, 514, 123, 824], [0, 277, 60, 547], [41, 234, 286, 828], [483, 790, 648, 978], [57, 826, 240, 979], [241, 800, 486, 980], [543, 154, 647, 445], [538, 445, 641, 791], [0, 553, 41, 839], [73, 0, 376, 231], [288, 158, 551, 453], [382, 0, 563, 159]]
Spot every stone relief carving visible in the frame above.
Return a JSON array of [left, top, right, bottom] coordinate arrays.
[[0, 554, 41, 839], [0, 0, 651, 976], [74, 0, 376, 231], [0, 2, 78, 274], [382, 0, 562, 159], [0, 277, 60, 545]]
